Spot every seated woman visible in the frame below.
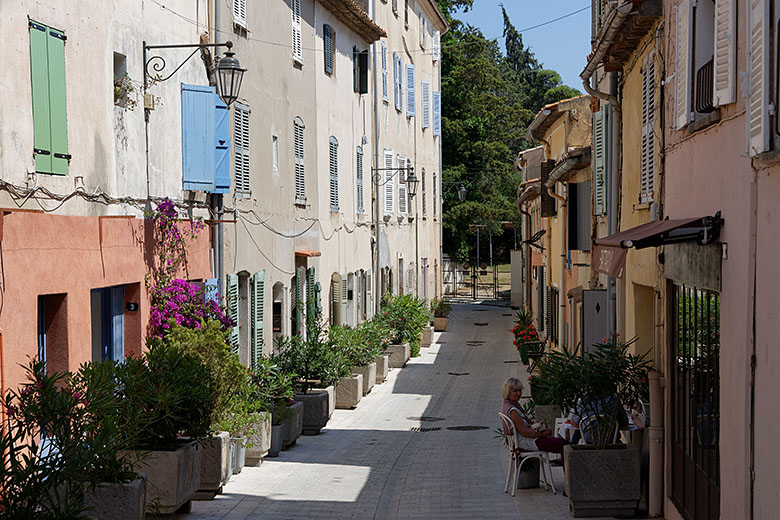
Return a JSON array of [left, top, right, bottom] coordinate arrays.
[[501, 377, 567, 469]]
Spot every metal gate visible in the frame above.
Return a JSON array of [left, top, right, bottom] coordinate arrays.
[[443, 259, 510, 300]]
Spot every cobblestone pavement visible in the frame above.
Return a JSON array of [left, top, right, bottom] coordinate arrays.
[[179, 302, 605, 520]]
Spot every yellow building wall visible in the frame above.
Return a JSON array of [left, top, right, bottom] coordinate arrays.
[[619, 27, 663, 357]]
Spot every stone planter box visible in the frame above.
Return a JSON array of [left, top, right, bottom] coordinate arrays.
[[564, 444, 641, 517], [335, 374, 363, 409], [433, 317, 448, 331], [375, 355, 389, 383], [120, 440, 201, 515], [230, 437, 246, 475], [352, 362, 376, 395], [196, 432, 231, 498], [533, 404, 561, 428], [245, 412, 271, 466], [83, 478, 146, 520], [421, 325, 434, 348], [385, 342, 410, 368], [267, 423, 285, 457], [310, 385, 335, 419], [294, 391, 329, 435], [282, 400, 304, 446]]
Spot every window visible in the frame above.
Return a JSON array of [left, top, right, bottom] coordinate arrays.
[[292, 0, 303, 63], [294, 117, 306, 204], [272, 135, 279, 172], [381, 42, 388, 102], [406, 64, 416, 117], [38, 294, 69, 373], [90, 286, 125, 362], [433, 91, 441, 136], [29, 20, 69, 175], [675, 0, 735, 130], [356, 146, 364, 213], [393, 53, 403, 111], [398, 155, 407, 215], [421, 168, 427, 216], [182, 84, 232, 192], [324, 24, 334, 75], [433, 172, 437, 219], [384, 149, 395, 215], [234, 102, 251, 196], [640, 52, 656, 203], [329, 136, 339, 212], [421, 80, 431, 129], [233, 0, 247, 29]]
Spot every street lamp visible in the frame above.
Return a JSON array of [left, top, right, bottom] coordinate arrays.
[[407, 170, 420, 199], [143, 40, 245, 107], [457, 184, 467, 202]]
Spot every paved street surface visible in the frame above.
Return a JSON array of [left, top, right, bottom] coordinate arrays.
[[181, 302, 602, 520]]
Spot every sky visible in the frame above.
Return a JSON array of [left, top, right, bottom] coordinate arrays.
[[455, 0, 592, 90]]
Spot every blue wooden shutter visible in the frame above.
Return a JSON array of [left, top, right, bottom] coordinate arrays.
[[421, 81, 430, 128], [182, 84, 216, 191], [382, 43, 388, 101], [324, 24, 333, 74], [433, 91, 441, 136], [251, 271, 265, 369], [214, 95, 231, 193], [329, 136, 339, 211], [406, 64, 416, 117], [226, 273, 240, 354], [393, 53, 400, 109]]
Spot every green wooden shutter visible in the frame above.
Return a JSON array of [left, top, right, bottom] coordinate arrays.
[[226, 274, 240, 354], [324, 24, 333, 74], [251, 271, 265, 370], [366, 270, 372, 318], [291, 270, 299, 336], [540, 160, 557, 217], [306, 267, 316, 321], [30, 22, 69, 175]]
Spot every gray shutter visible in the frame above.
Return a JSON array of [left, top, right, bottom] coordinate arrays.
[[406, 64, 416, 117], [432, 91, 441, 136], [292, 0, 302, 62], [356, 146, 364, 213], [421, 81, 431, 129], [384, 150, 395, 215], [592, 107, 608, 215], [398, 156, 407, 214], [233, 0, 247, 28], [640, 53, 655, 203], [421, 168, 427, 216], [578, 181, 591, 251], [675, 0, 692, 129], [294, 117, 306, 203], [712, 0, 735, 105], [234, 102, 251, 196], [329, 136, 339, 211], [433, 31, 441, 62], [540, 160, 557, 217], [382, 42, 388, 102], [748, 0, 770, 156], [324, 24, 333, 75]]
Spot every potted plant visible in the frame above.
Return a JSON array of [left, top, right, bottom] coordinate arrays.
[[511, 308, 543, 365], [245, 359, 295, 462], [430, 298, 451, 331], [0, 360, 144, 519], [536, 337, 651, 517], [378, 294, 432, 363], [273, 316, 347, 435], [359, 316, 391, 383]]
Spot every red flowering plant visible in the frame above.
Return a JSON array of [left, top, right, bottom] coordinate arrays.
[[146, 198, 233, 337], [511, 308, 542, 364]]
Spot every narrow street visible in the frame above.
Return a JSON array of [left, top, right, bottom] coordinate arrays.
[[181, 302, 576, 520]]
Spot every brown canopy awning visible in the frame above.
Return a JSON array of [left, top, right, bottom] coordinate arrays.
[[592, 215, 723, 277]]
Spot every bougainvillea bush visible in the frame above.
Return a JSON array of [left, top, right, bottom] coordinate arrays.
[[149, 278, 233, 337]]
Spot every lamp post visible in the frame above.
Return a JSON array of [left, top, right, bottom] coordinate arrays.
[[406, 171, 420, 297]]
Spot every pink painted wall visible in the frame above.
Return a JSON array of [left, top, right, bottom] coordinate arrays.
[[0, 212, 211, 393], [663, 0, 771, 515]]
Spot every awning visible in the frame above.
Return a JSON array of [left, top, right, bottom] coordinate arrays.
[[295, 250, 322, 257], [593, 214, 723, 277]]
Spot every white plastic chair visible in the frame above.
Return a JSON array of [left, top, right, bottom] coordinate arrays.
[[498, 412, 556, 496]]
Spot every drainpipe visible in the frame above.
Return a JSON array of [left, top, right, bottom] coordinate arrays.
[[547, 185, 567, 348], [212, 1, 225, 293], [371, 0, 381, 313]]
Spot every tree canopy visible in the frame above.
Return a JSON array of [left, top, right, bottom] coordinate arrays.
[[439, 2, 580, 260]]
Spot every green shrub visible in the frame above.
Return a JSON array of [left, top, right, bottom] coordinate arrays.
[[248, 357, 296, 425], [430, 298, 452, 318], [330, 324, 384, 370], [378, 294, 432, 357]]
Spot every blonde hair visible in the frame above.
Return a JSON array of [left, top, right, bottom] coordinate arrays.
[[502, 377, 524, 399]]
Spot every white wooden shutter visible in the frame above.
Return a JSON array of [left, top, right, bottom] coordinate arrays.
[[641, 53, 656, 203], [340, 277, 348, 325], [329, 136, 339, 211], [292, 0, 303, 63], [251, 271, 265, 369], [433, 31, 441, 62], [433, 91, 441, 136], [593, 108, 607, 215], [748, 0, 770, 156], [294, 117, 306, 203], [675, 0, 692, 129], [366, 270, 373, 318], [356, 146, 364, 213], [234, 103, 251, 196], [382, 42, 388, 102], [233, 0, 247, 29], [421, 81, 431, 129], [712, 0, 735, 105], [384, 150, 394, 215], [398, 155, 408, 215], [406, 64, 416, 117]]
